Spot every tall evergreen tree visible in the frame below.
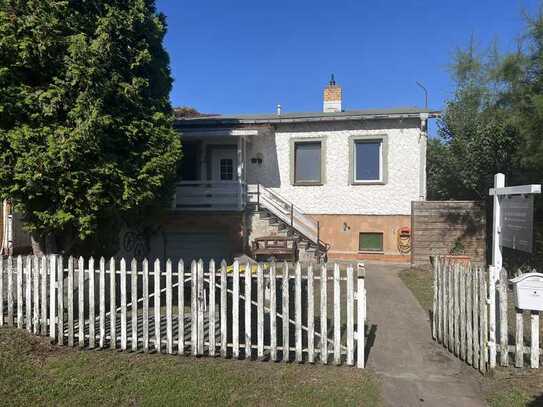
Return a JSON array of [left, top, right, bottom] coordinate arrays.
[[0, 0, 181, 255]]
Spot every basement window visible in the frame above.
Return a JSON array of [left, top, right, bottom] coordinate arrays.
[[294, 141, 322, 185], [359, 232, 384, 252]]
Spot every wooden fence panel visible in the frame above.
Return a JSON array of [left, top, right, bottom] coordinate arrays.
[[78, 257, 84, 347], [498, 267, 509, 367], [40, 257, 47, 335], [143, 259, 149, 352], [132, 259, 138, 352], [99, 258, 106, 348], [245, 261, 252, 360], [7, 257, 13, 327], [154, 259, 161, 353], [25, 256, 32, 332], [110, 258, 116, 350], [177, 259, 184, 355], [269, 262, 277, 362], [257, 263, 264, 360], [466, 264, 473, 365], [232, 260, 240, 359], [295, 262, 302, 363], [357, 267, 366, 369], [333, 264, 341, 365], [88, 257, 95, 349], [282, 262, 289, 363], [320, 264, 328, 365], [49, 256, 56, 340], [209, 260, 216, 357], [3, 256, 366, 369], [57, 256, 64, 345], [166, 259, 173, 354], [120, 258, 127, 351], [17, 256, 23, 330], [220, 260, 227, 358], [307, 264, 315, 364]]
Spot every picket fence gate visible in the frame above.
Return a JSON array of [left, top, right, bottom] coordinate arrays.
[[0, 255, 367, 368], [432, 256, 543, 373]]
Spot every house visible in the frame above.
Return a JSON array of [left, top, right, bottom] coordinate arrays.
[[154, 77, 440, 264], [1, 77, 439, 264]]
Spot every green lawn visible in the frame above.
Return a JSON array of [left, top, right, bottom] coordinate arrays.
[[0, 327, 381, 407], [398, 268, 434, 314], [399, 267, 543, 407]]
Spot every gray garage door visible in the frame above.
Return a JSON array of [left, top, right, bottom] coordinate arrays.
[[165, 232, 232, 265]]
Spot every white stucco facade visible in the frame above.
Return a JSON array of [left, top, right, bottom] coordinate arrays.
[[245, 118, 425, 215]]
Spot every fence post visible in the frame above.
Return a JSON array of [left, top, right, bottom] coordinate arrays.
[[49, 255, 56, 340], [131, 259, 138, 352], [320, 263, 328, 364], [356, 266, 366, 369], [269, 262, 277, 361], [17, 256, 23, 329], [531, 311, 540, 368], [67, 257, 74, 347], [177, 259, 185, 355], [57, 255, 64, 345], [432, 256, 438, 339], [499, 266, 509, 366], [488, 266, 498, 369]]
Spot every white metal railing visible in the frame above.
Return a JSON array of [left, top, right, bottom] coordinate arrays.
[[247, 184, 320, 246], [173, 181, 245, 211]]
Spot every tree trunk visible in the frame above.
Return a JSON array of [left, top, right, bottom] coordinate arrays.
[[31, 233, 57, 256]]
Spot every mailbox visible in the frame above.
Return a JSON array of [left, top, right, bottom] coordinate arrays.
[[510, 272, 543, 311]]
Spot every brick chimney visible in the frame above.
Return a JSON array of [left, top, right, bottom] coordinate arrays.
[[323, 74, 342, 112]]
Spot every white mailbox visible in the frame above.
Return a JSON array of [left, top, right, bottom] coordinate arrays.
[[510, 272, 543, 311]]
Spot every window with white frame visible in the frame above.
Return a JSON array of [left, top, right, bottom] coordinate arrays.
[[352, 138, 384, 183]]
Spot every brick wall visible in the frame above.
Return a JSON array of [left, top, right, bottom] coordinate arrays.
[[411, 201, 486, 267]]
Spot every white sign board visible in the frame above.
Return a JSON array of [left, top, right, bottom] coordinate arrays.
[[500, 195, 534, 253]]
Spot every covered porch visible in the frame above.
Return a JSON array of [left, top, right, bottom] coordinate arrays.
[[173, 129, 257, 211]]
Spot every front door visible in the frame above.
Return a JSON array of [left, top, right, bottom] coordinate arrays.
[[211, 148, 237, 181]]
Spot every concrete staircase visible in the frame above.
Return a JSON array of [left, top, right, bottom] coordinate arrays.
[[245, 185, 328, 262]]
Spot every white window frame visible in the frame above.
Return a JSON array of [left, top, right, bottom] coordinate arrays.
[[350, 134, 388, 185]]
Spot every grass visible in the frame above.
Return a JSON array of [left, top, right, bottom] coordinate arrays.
[[398, 267, 434, 313], [0, 328, 382, 407], [399, 267, 543, 407]]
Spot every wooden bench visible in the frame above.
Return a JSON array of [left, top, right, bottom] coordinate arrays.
[[251, 236, 297, 262]]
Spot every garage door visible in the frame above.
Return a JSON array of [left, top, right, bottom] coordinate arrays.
[[165, 232, 232, 265]]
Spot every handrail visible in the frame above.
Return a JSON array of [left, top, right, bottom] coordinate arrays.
[[248, 184, 321, 247]]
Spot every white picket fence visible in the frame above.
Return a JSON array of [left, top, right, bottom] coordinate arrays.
[[432, 257, 489, 373], [0, 256, 367, 368], [432, 257, 543, 372]]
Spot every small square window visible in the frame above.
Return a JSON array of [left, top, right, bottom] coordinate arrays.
[[359, 232, 383, 252], [353, 139, 383, 183], [294, 141, 321, 184]]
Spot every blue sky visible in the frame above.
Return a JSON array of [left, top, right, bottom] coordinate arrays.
[[157, 0, 540, 135]]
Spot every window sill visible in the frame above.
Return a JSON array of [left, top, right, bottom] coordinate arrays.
[[351, 181, 386, 186], [293, 183, 323, 187], [358, 250, 384, 255]]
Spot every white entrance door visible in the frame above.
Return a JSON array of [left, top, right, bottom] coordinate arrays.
[[211, 148, 237, 181]]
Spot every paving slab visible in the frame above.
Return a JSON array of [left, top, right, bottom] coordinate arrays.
[[364, 263, 486, 407]]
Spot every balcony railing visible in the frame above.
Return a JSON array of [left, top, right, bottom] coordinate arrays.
[[173, 181, 245, 211]]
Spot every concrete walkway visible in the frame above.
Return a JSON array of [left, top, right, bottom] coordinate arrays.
[[365, 263, 486, 407]]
